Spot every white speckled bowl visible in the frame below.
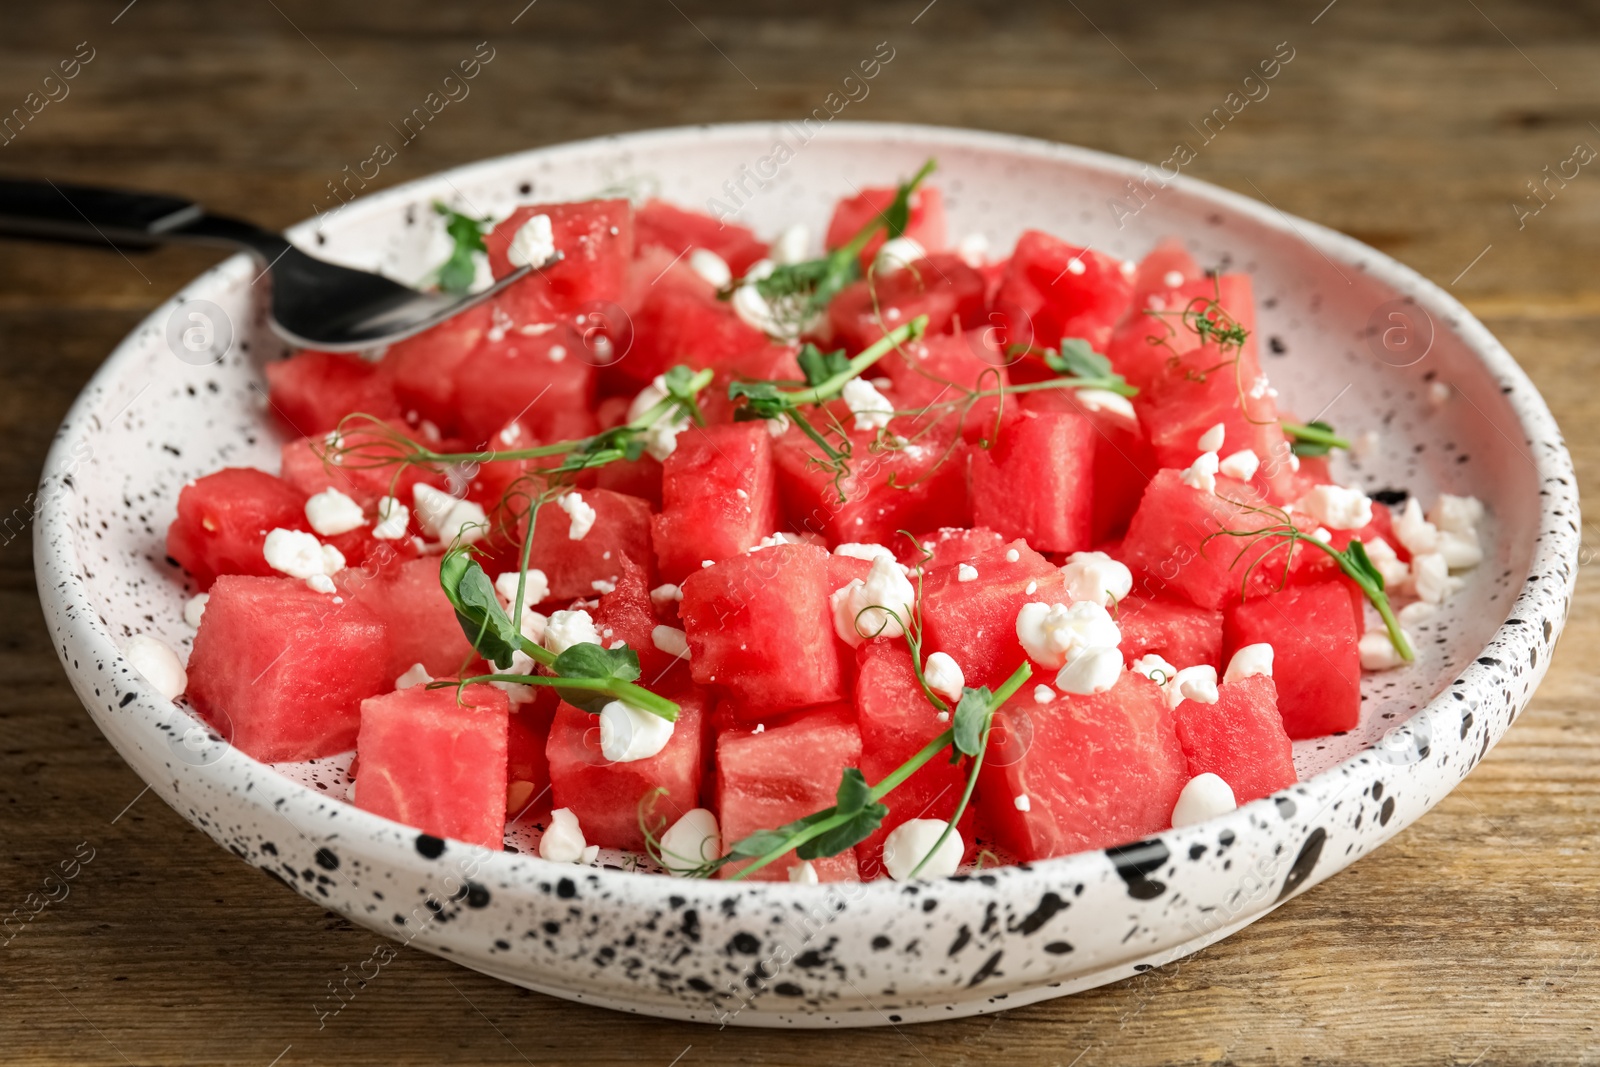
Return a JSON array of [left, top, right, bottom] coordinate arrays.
[[35, 123, 1578, 1026]]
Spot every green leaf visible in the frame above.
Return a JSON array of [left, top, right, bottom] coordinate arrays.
[[433, 202, 490, 294], [439, 550, 521, 669], [952, 686, 994, 757], [796, 803, 888, 860], [796, 343, 850, 388], [727, 380, 792, 421], [551, 642, 641, 683], [726, 810, 831, 858], [882, 158, 937, 239], [1288, 419, 1338, 457], [833, 767, 874, 815], [1342, 538, 1383, 592]]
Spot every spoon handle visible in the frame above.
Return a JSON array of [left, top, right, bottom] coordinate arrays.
[[0, 177, 202, 249]]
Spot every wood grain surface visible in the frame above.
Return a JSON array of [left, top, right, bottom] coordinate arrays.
[[2, 1, 1596, 1063]]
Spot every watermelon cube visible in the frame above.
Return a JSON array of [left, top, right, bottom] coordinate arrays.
[[680, 543, 846, 715], [992, 232, 1133, 354], [1021, 388, 1156, 543], [921, 540, 1065, 688], [852, 644, 971, 878], [450, 309, 596, 446], [826, 254, 986, 353], [1126, 237, 1202, 307], [279, 420, 447, 513], [593, 555, 687, 685], [978, 672, 1188, 860], [1224, 581, 1361, 739], [337, 556, 478, 680], [187, 575, 392, 762], [1173, 674, 1297, 803], [635, 199, 768, 277], [1120, 469, 1318, 611], [518, 487, 654, 601], [652, 423, 779, 583], [969, 408, 1095, 554], [716, 704, 863, 881], [1117, 595, 1224, 670], [167, 468, 308, 590], [825, 184, 946, 268], [507, 691, 559, 819], [484, 199, 634, 319], [879, 331, 1016, 444], [263, 350, 402, 437], [901, 526, 1007, 569], [353, 683, 509, 850], [382, 302, 493, 434], [546, 691, 707, 851], [625, 286, 769, 386]]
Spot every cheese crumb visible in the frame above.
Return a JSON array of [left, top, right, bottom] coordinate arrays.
[[412, 484, 486, 545], [264, 528, 343, 580], [923, 652, 965, 702], [395, 663, 432, 690], [651, 625, 690, 660], [1359, 630, 1411, 671], [539, 807, 596, 864], [688, 248, 732, 289], [1218, 448, 1260, 482], [1166, 664, 1219, 708], [1394, 497, 1439, 556], [874, 236, 926, 275], [543, 609, 601, 654], [1297, 483, 1374, 531], [649, 583, 683, 607], [1223, 643, 1274, 683], [842, 377, 895, 433], [183, 593, 209, 629], [495, 569, 551, 608], [1059, 551, 1133, 607], [957, 563, 979, 583], [1013, 794, 1032, 812], [1131, 653, 1177, 687], [1032, 684, 1055, 704], [830, 557, 917, 646], [882, 819, 962, 881], [1196, 423, 1226, 454], [1171, 773, 1237, 827], [558, 492, 597, 540], [1180, 451, 1220, 494], [124, 634, 186, 701], [371, 496, 409, 540], [598, 699, 675, 762], [1015, 601, 1121, 670], [507, 213, 556, 268], [788, 859, 820, 884], [660, 809, 722, 876], [1055, 645, 1124, 695], [304, 488, 366, 536]]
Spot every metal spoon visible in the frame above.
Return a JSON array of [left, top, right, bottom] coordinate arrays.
[[0, 177, 535, 351]]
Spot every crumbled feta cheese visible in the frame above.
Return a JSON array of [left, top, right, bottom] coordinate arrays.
[[842, 377, 895, 433], [1171, 773, 1237, 827], [306, 573, 336, 594], [923, 652, 965, 702], [957, 563, 979, 583], [1015, 600, 1121, 670], [874, 236, 926, 275], [558, 492, 596, 540], [1398, 600, 1439, 628], [766, 413, 791, 438], [1429, 494, 1485, 535], [304, 488, 366, 536], [830, 557, 917, 646], [1311, 527, 1333, 543], [1024, 581, 1038, 595], [1005, 548, 1021, 563], [1065, 256, 1087, 275], [1167, 664, 1219, 708], [688, 248, 732, 289], [1055, 645, 1124, 695], [1359, 629, 1411, 671], [507, 212, 556, 268], [412, 484, 486, 545], [788, 859, 819, 884], [1163, 269, 1186, 289], [649, 583, 683, 607], [1437, 529, 1484, 570], [543, 608, 601, 654], [731, 273, 808, 340], [834, 543, 898, 566], [1394, 497, 1439, 556], [955, 232, 990, 266], [1411, 552, 1463, 604], [1180, 450, 1220, 494], [395, 662, 432, 690], [882, 818, 962, 881], [750, 532, 803, 551], [1362, 537, 1412, 588], [591, 578, 617, 595], [598, 699, 675, 762], [1428, 380, 1451, 407], [659, 808, 721, 876], [1218, 448, 1260, 481], [771, 224, 810, 266], [651, 625, 689, 660], [1132, 653, 1177, 687], [1297, 484, 1373, 531], [495, 569, 551, 608], [539, 807, 596, 864], [1197, 423, 1226, 454], [1072, 388, 1138, 423], [1033, 684, 1056, 704], [371, 496, 409, 540], [124, 634, 186, 700], [1059, 551, 1133, 607], [1223, 643, 1274, 683], [627, 375, 691, 461], [1013, 794, 1032, 812], [264, 528, 342, 579], [183, 593, 209, 629]]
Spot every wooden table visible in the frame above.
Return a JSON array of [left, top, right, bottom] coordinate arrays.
[[2, 1, 1596, 1062]]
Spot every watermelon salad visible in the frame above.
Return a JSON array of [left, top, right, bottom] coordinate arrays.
[[122, 160, 1490, 884]]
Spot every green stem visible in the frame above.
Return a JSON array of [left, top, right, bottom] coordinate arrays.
[[1296, 536, 1415, 662], [784, 317, 928, 405], [1281, 421, 1351, 451]]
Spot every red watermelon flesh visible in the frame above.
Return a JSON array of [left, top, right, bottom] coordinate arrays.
[[593, 554, 687, 685], [1117, 595, 1224, 670], [680, 543, 846, 716], [279, 421, 447, 514], [449, 309, 595, 446], [506, 690, 559, 819], [699, 343, 804, 426], [187, 575, 392, 762], [771, 415, 970, 545], [354, 683, 509, 849], [1120, 469, 1319, 612], [383, 302, 493, 434], [852, 643, 973, 878], [625, 285, 770, 386], [1126, 237, 1203, 307], [1223, 581, 1361, 739], [546, 691, 707, 851], [517, 487, 654, 601], [336, 555, 478, 680], [167, 468, 309, 590], [921, 542, 1065, 688], [634, 199, 768, 277], [900, 526, 1007, 569], [977, 671, 1188, 860], [879, 331, 1015, 444], [263, 350, 402, 437], [825, 185, 946, 268], [827, 254, 987, 353], [1021, 387, 1156, 544], [992, 231, 1134, 355], [969, 407, 1095, 554], [1173, 673, 1297, 804], [652, 422, 780, 584], [484, 199, 633, 320], [716, 704, 863, 882]]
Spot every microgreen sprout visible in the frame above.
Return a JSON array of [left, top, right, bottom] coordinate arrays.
[[432, 202, 493, 294], [1282, 419, 1351, 457], [1005, 337, 1139, 398]]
